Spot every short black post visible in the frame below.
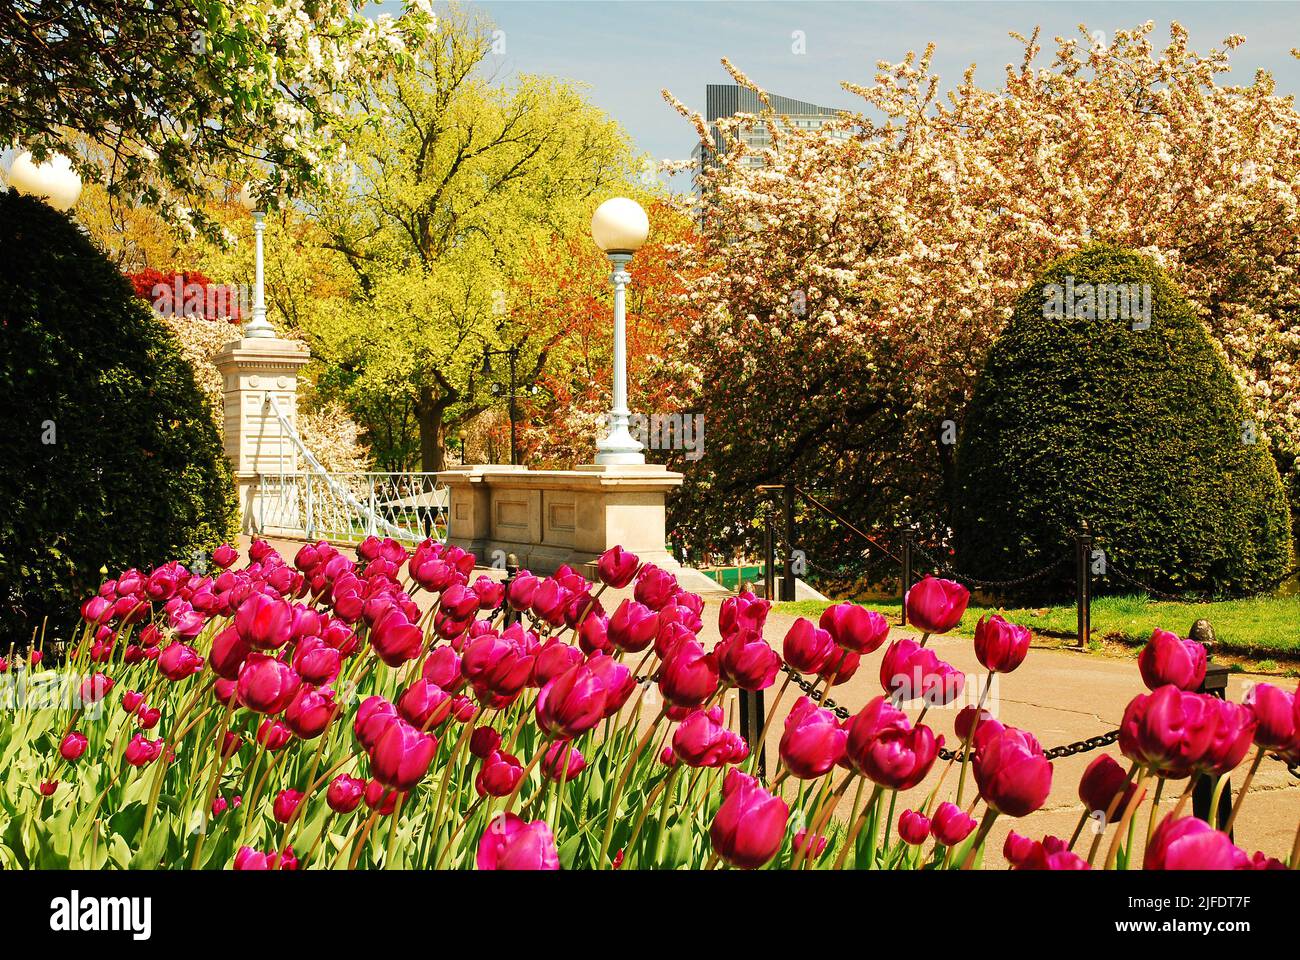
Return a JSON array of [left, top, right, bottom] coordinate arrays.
[[1075, 521, 1092, 648], [503, 553, 522, 627], [763, 502, 776, 601], [741, 503, 774, 778], [900, 529, 914, 627], [781, 483, 796, 602], [1192, 636, 1232, 834]]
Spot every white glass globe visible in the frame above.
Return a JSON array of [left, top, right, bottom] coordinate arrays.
[[590, 197, 649, 253], [8, 152, 82, 211], [238, 181, 261, 212]]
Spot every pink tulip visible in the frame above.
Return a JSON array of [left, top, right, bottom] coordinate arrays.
[[292, 635, 342, 685], [607, 599, 659, 653], [779, 696, 847, 779], [930, 802, 977, 845], [879, 638, 965, 705], [1144, 814, 1249, 870], [236, 654, 302, 714], [542, 742, 587, 781], [59, 732, 88, 762], [1078, 753, 1136, 814], [954, 705, 1003, 748], [1119, 686, 1219, 779], [716, 628, 780, 691], [898, 809, 931, 845], [783, 618, 835, 675], [1199, 699, 1256, 777], [586, 653, 636, 717], [505, 572, 540, 611], [819, 603, 890, 654], [158, 642, 204, 681], [1010, 835, 1091, 871], [673, 706, 748, 768], [234, 592, 293, 650], [1244, 683, 1296, 750], [422, 644, 464, 692], [209, 626, 252, 680], [476, 750, 524, 797], [596, 546, 640, 588], [469, 725, 502, 760], [709, 774, 789, 869], [327, 775, 366, 814], [212, 543, 238, 569], [536, 661, 607, 739], [284, 686, 337, 740], [369, 717, 437, 791], [476, 813, 560, 870], [844, 697, 941, 790], [369, 606, 424, 667], [658, 639, 720, 708], [904, 576, 969, 634], [973, 614, 1032, 673], [973, 726, 1053, 817], [529, 580, 571, 627], [365, 780, 400, 816], [272, 789, 304, 824], [78, 673, 114, 704], [256, 719, 293, 751], [1138, 629, 1207, 691], [793, 829, 827, 859], [532, 639, 584, 687], [633, 564, 679, 611], [39, 779, 58, 796], [719, 591, 770, 638], [124, 734, 162, 767]]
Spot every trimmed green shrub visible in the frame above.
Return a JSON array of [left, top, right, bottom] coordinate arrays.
[[954, 243, 1292, 601], [0, 190, 236, 642]]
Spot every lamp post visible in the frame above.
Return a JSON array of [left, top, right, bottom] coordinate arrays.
[[590, 197, 649, 465], [238, 183, 276, 339]]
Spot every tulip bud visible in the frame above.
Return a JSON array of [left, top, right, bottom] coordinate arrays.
[[59, 732, 89, 762], [973, 614, 1032, 673], [633, 564, 678, 611], [1138, 630, 1207, 691], [973, 726, 1053, 817], [1144, 814, 1249, 870], [476, 750, 524, 797], [476, 812, 560, 870], [819, 603, 890, 654], [779, 697, 847, 779], [542, 742, 587, 781], [783, 618, 834, 675], [930, 802, 977, 846], [1078, 753, 1135, 815], [904, 576, 969, 635], [898, 809, 931, 845], [469, 725, 502, 759], [158, 642, 204, 681], [327, 775, 366, 814], [596, 546, 640, 589], [369, 717, 437, 791], [709, 775, 788, 869], [273, 789, 304, 824], [236, 654, 301, 714]]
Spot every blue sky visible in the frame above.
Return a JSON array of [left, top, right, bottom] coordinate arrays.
[[431, 0, 1300, 172]]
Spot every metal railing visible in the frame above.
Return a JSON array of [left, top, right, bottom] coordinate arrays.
[[255, 396, 449, 545], [257, 471, 448, 545]]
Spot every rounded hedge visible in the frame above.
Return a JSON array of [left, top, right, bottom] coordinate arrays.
[[953, 243, 1292, 601], [0, 190, 236, 642]]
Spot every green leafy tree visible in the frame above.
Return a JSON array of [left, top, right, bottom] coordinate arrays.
[[305, 4, 634, 470]]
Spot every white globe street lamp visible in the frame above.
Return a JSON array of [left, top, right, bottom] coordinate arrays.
[[8, 151, 82, 211], [590, 197, 650, 465], [238, 183, 276, 338]]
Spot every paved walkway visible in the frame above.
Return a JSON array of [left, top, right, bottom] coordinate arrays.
[[241, 535, 1299, 867]]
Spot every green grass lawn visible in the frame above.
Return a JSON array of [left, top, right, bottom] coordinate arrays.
[[773, 594, 1300, 660]]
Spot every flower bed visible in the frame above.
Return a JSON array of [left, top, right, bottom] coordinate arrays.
[[6, 538, 1297, 870]]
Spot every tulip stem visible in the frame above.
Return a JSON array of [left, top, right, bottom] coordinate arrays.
[[1085, 762, 1141, 866], [958, 809, 998, 869], [954, 670, 994, 808], [191, 701, 236, 868], [347, 810, 381, 870], [748, 672, 793, 777], [1223, 749, 1263, 836], [1103, 774, 1151, 870], [1143, 777, 1166, 853], [795, 771, 855, 870], [598, 707, 667, 868], [831, 779, 877, 870], [1207, 772, 1231, 828]]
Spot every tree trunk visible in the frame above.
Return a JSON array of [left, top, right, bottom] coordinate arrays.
[[416, 389, 448, 472]]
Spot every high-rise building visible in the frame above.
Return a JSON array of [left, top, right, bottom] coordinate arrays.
[[693, 83, 844, 174]]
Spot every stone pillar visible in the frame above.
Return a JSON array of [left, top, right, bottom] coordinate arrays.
[[214, 336, 312, 533], [436, 462, 728, 595]]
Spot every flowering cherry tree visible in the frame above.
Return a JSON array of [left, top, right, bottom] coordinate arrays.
[[664, 22, 1300, 547]]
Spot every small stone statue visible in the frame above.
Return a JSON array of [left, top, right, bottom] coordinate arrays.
[[1189, 618, 1215, 657]]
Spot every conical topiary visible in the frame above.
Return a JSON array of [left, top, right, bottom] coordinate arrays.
[[0, 190, 236, 641], [954, 243, 1291, 601]]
